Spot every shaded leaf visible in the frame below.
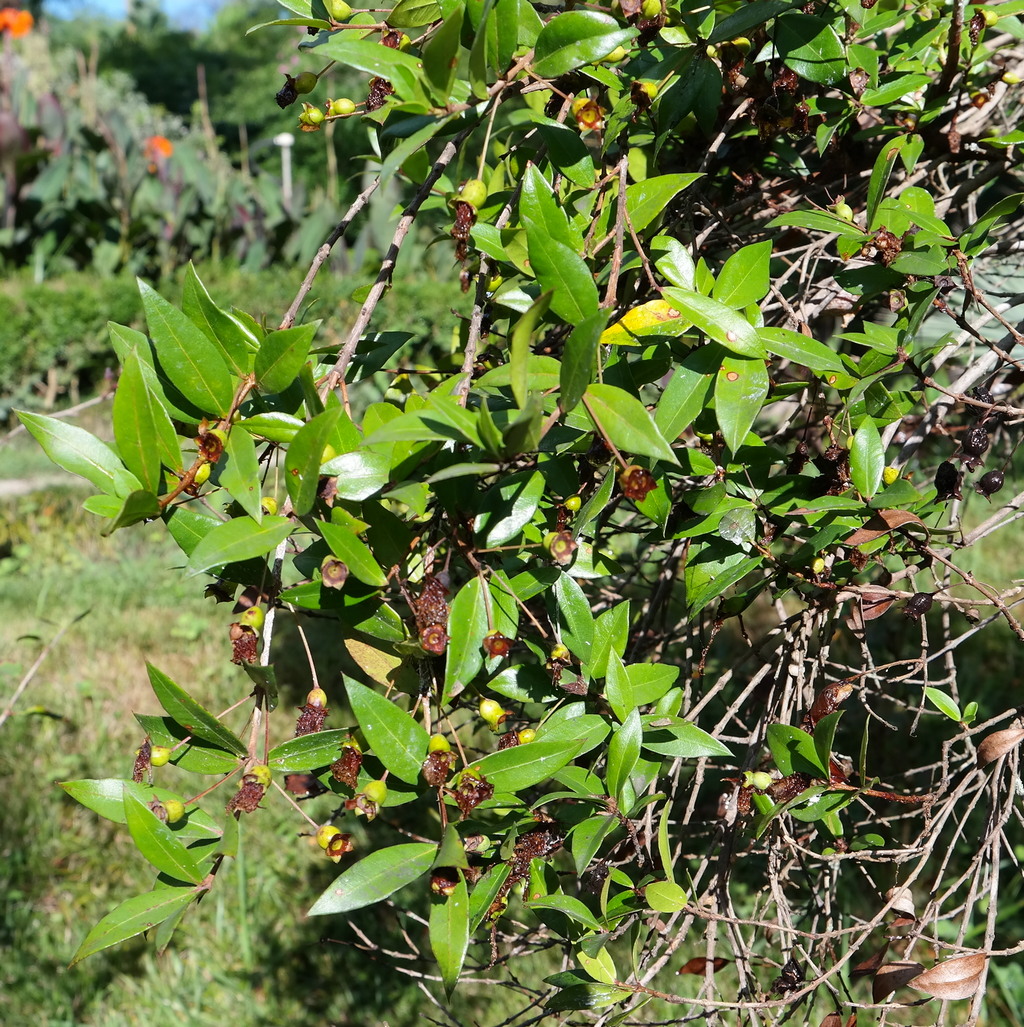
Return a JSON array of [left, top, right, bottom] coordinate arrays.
[[146, 663, 248, 756]]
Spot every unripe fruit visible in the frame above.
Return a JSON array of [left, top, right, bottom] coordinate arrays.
[[396, 33, 412, 51], [249, 764, 272, 788], [362, 779, 388, 805], [636, 80, 658, 102], [193, 462, 211, 486], [1003, 71, 1022, 84], [550, 643, 570, 662], [730, 36, 752, 55], [329, 97, 357, 117], [833, 201, 854, 222], [316, 823, 342, 849], [428, 734, 452, 753], [239, 606, 265, 632], [811, 557, 826, 575], [306, 687, 328, 708], [456, 179, 488, 210], [882, 466, 900, 486], [149, 745, 172, 767], [517, 728, 536, 744], [162, 799, 186, 824], [479, 698, 505, 726], [743, 770, 773, 791], [983, 8, 998, 26], [564, 494, 582, 512], [294, 72, 319, 95], [261, 497, 278, 515], [326, 0, 352, 19], [600, 45, 629, 64], [640, 0, 662, 18]]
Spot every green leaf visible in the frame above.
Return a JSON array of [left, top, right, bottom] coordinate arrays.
[[715, 355, 769, 452], [555, 572, 595, 664], [181, 263, 255, 377], [584, 384, 678, 464], [60, 779, 221, 838], [322, 449, 392, 501], [308, 842, 437, 916], [255, 325, 315, 395], [443, 577, 489, 704], [759, 326, 846, 374], [524, 223, 599, 324], [604, 651, 634, 722], [655, 352, 716, 443], [469, 863, 512, 933], [315, 36, 425, 101], [238, 412, 306, 444], [475, 469, 545, 548], [17, 411, 141, 498], [266, 729, 353, 773], [812, 711, 843, 774], [134, 715, 243, 775], [850, 419, 884, 498], [320, 519, 387, 587], [663, 288, 766, 357], [219, 428, 263, 522], [388, 0, 441, 27], [286, 407, 342, 516], [510, 291, 553, 409], [467, 739, 583, 792], [774, 13, 845, 85], [422, 4, 464, 100], [163, 504, 218, 558], [545, 984, 631, 1012], [146, 663, 248, 756], [123, 792, 204, 884], [640, 717, 732, 758], [430, 874, 469, 997], [139, 281, 234, 417], [112, 349, 181, 491], [532, 11, 636, 78], [535, 117, 596, 188], [713, 240, 772, 308], [185, 515, 294, 576], [606, 708, 641, 804], [561, 310, 607, 413], [766, 724, 829, 777], [71, 887, 197, 965], [925, 687, 962, 722], [646, 880, 687, 913], [625, 174, 702, 234], [345, 679, 429, 785], [100, 489, 162, 536]]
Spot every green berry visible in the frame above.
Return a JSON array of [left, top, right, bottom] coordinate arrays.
[[882, 466, 900, 486], [457, 178, 488, 210], [743, 770, 773, 791], [833, 201, 854, 222], [149, 746, 172, 767], [564, 494, 582, 512], [329, 97, 357, 117], [326, 0, 352, 19], [428, 734, 452, 753], [306, 687, 328, 708], [479, 698, 505, 726], [517, 728, 536, 744], [193, 462, 211, 486], [240, 606, 265, 632], [550, 644, 570, 662], [640, 0, 662, 18], [294, 72, 319, 95], [261, 497, 278, 515], [362, 779, 388, 805], [316, 823, 341, 849], [811, 557, 826, 575], [249, 764, 272, 788], [321, 443, 339, 464], [636, 80, 658, 102], [162, 799, 186, 824], [599, 45, 629, 64]]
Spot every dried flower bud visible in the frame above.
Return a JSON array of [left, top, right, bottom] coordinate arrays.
[[331, 740, 363, 788], [619, 464, 658, 502], [453, 769, 494, 818], [321, 556, 349, 589], [482, 631, 512, 658], [423, 748, 456, 787], [543, 530, 577, 565]]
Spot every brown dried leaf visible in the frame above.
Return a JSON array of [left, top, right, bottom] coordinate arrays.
[[677, 956, 730, 975], [818, 1015, 848, 1027], [806, 681, 854, 727], [909, 953, 987, 1000], [860, 587, 895, 621], [872, 961, 924, 1002], [977, 726, 1024, 767], [843, 510, 925, 547], [851, 940, 889, 978]]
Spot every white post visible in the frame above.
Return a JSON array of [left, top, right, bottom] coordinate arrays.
[[273, 132, 295, 211]]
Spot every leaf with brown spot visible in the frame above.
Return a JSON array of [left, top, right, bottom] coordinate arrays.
[[872, 961, 924, 1002], [844, 510, 925, 547], [677, 956, 730, 975], [909, 953, 987, 1000], [977, 726, 1024, 766]]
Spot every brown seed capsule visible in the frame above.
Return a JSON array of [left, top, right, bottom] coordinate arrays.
[[961, 424, 990, 458], [452, 769, 494, 818], [934, 460, 962, 501], [619, 464, 658, 502], [482, 631, 512, 658], [904, 592, 934, 621], [330, 740, 363, 788], [976, 469, 1004, 498]]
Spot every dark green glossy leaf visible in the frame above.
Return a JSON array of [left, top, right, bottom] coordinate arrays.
[[528, 893, 603, 932], [238, 412, 305, 443], [715, 355, 769, 452], [430, 873, 469, 996], [134, 715, 242, 774], [468, 863, 511, 933], [286, 407, 342, 516], [71, 886, 198, 965], [561, 310, 607, 413], [535, 117, 596, 188], [320, 520, 387, 587], [475, 469, 545, 548], [182, 263, 255, 377], [443, 577, 489, 704], [163, 504, 219, 558], [640, 716, 732, 758], [606, 708, 641, 804], [467, 739, 583, 792], [321, 449, 391, 501], [545, 983, 631, 1012], [524, 222, 599, 324], [255, 325, 315, 395], [139, 281, 234, 417], [584, 384, 678, 464], [219, 428, 262, 522], [100, 490, 161, 536], [759, 326, 845, 374], [17, 411, 140, 497], [532, 11, 636, 78], [626, 174, 702, 234], [645, 880, 687, 913], [60, 779, 222, 838], [850, 419, 884, 498], [555, 572, 594, 664], [510, 290, 553, 409], [146, 663, 248, 756], [346, 679, 429, 785], [713, 240, 772, 308], [766, 723, 829, 777], [266, 729, 352, 773], [123, 792, 204, 884], [388, 0, 441, 28], [663, 288, 766, 357], [308, 842, 436, 915], [422, 4, 463, 99], [185, 515, 293, 576], [775, 13, 845, 85]]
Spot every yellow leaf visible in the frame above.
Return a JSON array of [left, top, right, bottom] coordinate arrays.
[[600, 300, 693, 346]]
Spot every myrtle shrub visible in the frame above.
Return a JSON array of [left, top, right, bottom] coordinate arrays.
[[17, 0, 1024, 1023]]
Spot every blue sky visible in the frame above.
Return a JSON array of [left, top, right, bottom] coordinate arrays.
[[46, 0, 226, 29]]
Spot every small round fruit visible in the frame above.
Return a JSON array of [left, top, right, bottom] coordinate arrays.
[[396, 33, 412, 51], [457, 178, 488, 210], [600, 45, 629, 64], [1002, 71, 1022, 84], [316, 823, 342, 849], [882, 466, 900, 486], [517, 728, 536, 744], [811, 557, 826, 575], [743, 770, 773, 791], [261, 497, 278, 515], [162, 799, 186, 824], [428, 734, 452, 754], [564, 494, 582, 512], [362, 779, 388, 805], [640, 0, 662, 18], [550, 643, 570, 662], [240, 606, 265, 632], [983, 8, 999, 27], [636, 80, 658, 102], [149, 746, 172, 767], [479, 698, 505, 726], [294, 72, 319, 95], [306, 687, 328, 708], [249, 764, 272, 788], [833, 201, 855, 222], [326, 0, 352, 19], [321, 443, 339, 464], [193, 462, 211, 486], [730, 36, 752, 55], [329, 97, 357, 117]]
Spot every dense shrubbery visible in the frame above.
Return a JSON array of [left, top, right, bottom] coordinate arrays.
[[12, 0, 1024, 1024]]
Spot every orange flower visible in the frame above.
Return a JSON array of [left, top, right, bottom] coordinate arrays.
[[144, 135, 174, 161], [0, 7, 33, 37]]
